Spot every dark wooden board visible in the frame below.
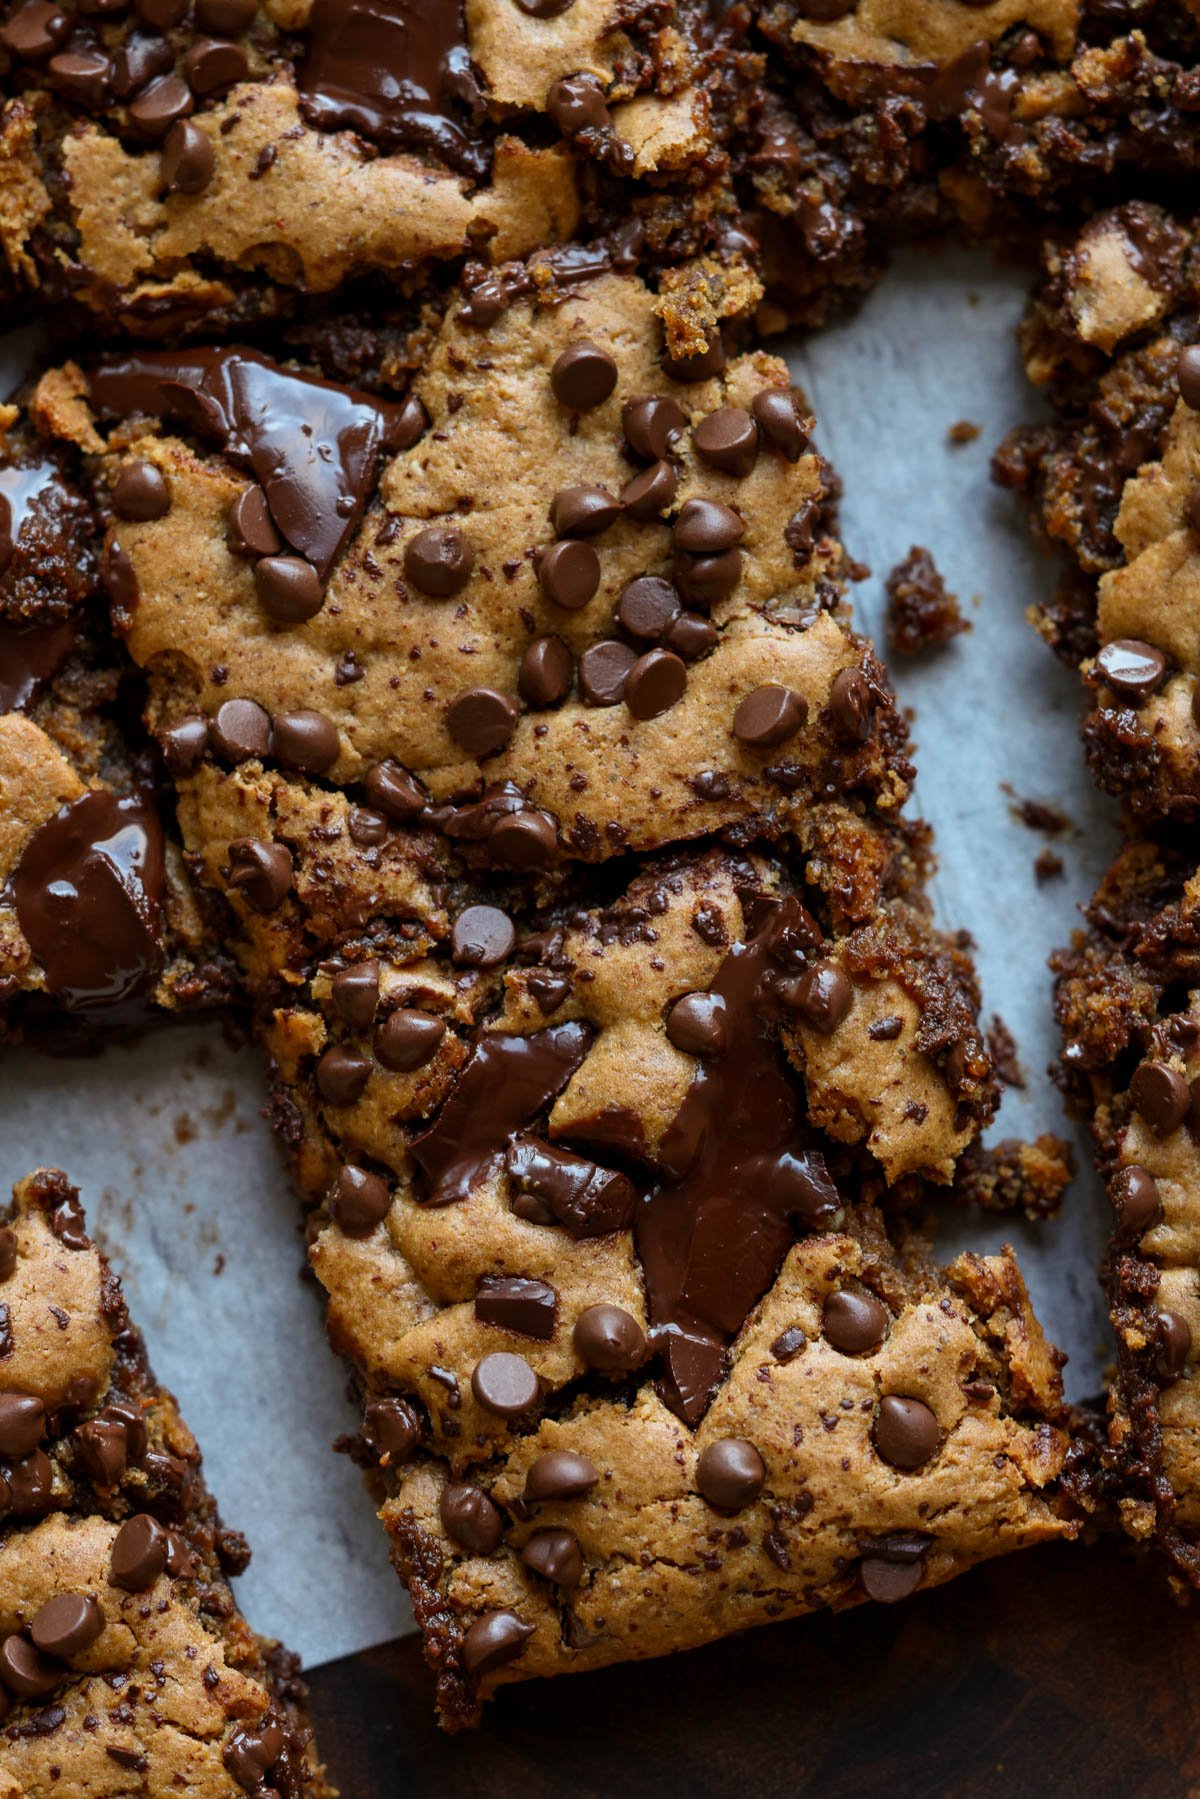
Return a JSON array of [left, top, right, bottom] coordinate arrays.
[[306, 1538, 1200, 1797]]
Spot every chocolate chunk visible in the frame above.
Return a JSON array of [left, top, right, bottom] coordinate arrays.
[[672, 498, 744, 554], [0, 1635, 59, 1700], [405, 524, 474, 598], [362, 1395, 422, 1460], [7, 1449, 52, 1517], [621, 459, 677, 520], [134, 0, 188, 24], [375, 1008, 445, 1073], [674, 546, 741, 608], [110, 1514, 170, 1591], [547, 72, 609, 135], [315, 1046, 372, 1106], [695, 1439, 766, 1510], [364, 759, 426, 821], [860, 1556, 923, 1604], [625, 648, 686, 720], [0, 1394, 44, 1459], [328, 1165, 390, 1235], [182, 34, 248, 93], [523, 1449, 598, 1502], [348, 806, 388, 846], [1179, 345, 1200, 410], [617, 576, 680, 641], [73, 1417, 129, 1486], [873, 1396, 939, 1470], [111, 30, 174, 100], [752, 389, 808, 461], [447, 687, 518, 757], [573, 1303, 645, 1371], [1095, 638, 1167, 701], [195, 0, 255, 30], [1155, 1309, 1192, 1382], [733, 684, 807, 748], [227, 838, 291, 913], [330, 960, 380, 1029], [663, 332, 725, 382], [271, 708, 339, 773], [254, 554, 323, 622], [461, 1610, 534, 1680], [471, 1352, 539, 1418], [829, 667, 874, 743], [130, 73, 194, 138], [623, 394, 685, 461], [551, 341, 617, 411], [227, 485, 282, 559], [1110, 1164, 1163, 1238], [490, 809, 559, 869], [666, 991, 728, 1056], [823, 1290, 888, 1355], [48, 46, 112, 104], [771, 1325, 807, 1363], [665, 612, 718, 660], [450, 904, 515, 968], [694, 408, 759, 478], [550, 484, 622, 539], [440, 1481, 503, 1554], [579, 639, 636, 706], [1131, 1061, 1191, 1136], [519, 635, 573, 707], [0, 0, 69, 59], [211, 697, 271, 763], [783, 960, 852, 1033], [31, 1593, 105, 1657], [475, 1275, 557, 1340], [225, 1720, 284, 1789], [538, 539, 600, 609], [521, 1528, 582, 1586], [112, 460, 169, 522], [159, 715, 209, 776], [507, 1137, 636, 1239]]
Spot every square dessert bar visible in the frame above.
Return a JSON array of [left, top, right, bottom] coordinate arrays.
[[0, 1168, 324, 1792]]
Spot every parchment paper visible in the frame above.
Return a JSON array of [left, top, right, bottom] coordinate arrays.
[[0, 244, 1120, 1670]]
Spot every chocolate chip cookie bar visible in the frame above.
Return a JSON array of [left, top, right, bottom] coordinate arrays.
[[0, 0, 749, 334], [0, 1167, 324, 1792]]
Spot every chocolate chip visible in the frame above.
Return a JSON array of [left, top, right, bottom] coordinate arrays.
[[666, 991, 728, 1056], [375, 1009, 446, 1073], [129, 73, 194, 138], [771, 1325, 807, 1362], [475, 1276, 557, 1340], [405, 524, 474, 598], [823, 1290, 888, 1355], [572, 1303, 644, 1372], [623, 394, 685, 461], [752, 389, 809, 461], [316, 1046, 372, 1106], [347, 806, 388, 846], [0, 1394, 44, 1459], [113, 460, 169, 522], [550, 485, 622, 539], [519, 635, 573, 707], [362, 1395, 421, 1461], [271, 708, 339, 772], [159, 715, 208, 776], [328, 1165, 390, 1235], [225, 1721, 284, 1789], [73, 1417, 129, 1486], [134, 0, 187, 24], [538, 539, 600, 608], [665, 612, 718, 660], [254, 554, 323, 622], [783, 960, 852, 1033], [694, 408, 759, 478], [461, 1610, 534, 1680], [0, 1635, 59, 1700], [48, 47, 112, 104], [546, 71, 609, 135], [451, 904, 515, 968], [1131, 1060, 1191, 1136], [31, 1593, 105, 1657], [617, 576, 680, 641], [364, 759, 426, 821], [625, 648, 686, 720], [110, 1514, 170, 1591], [829, 667, 874, 743], [181, 34, 247, 94], [733, 683, 807, 748], [1095, 638, 1167, 702], [111, 29, 173, 99], [550, 341, 617, 411], [7, 1450, 52, 1517], [160, 114, 216, 197], [860, 1556, 923, 1604], [579, 639, 636, 706], [1110, 1164, 1163, 1238], [674, 546, 741, 607], [620, 459, 677, 520], [1179, 345, 1200, 410], [227, 485, 281, 558], [471, 1352, 539, 1418], [873, 1395, 939, 1470], [672, 498, 744, 554], [0, 0, 69, 60], [440, 1481, 503, 1554], [489, 809, 559, 869], [663, 332, 726, 382], [1155, 1309, 1192, 1382], [521, 1528, 582, 1586], [695, 1439, 766, 1510], [227, 838, 291, 912], [523, 1449, 598, 1502], [330, 961, 380, 1029], [447, 687, 518, 758], [195, 0, 255, 29], [210, 697, 270, 763]]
